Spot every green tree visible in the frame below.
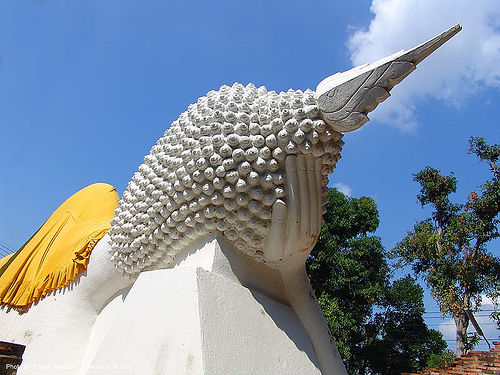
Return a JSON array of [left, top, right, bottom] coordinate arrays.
[[307, 189, 446, 374], [362, 276, 447, 374], [391, 137, 500, 356], [426, 351, 456, 368]]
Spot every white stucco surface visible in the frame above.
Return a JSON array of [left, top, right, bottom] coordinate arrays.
[[85, 237, 322, 375], [0, 234, 132, 374], [0, 235, 344, 375], [85, 267, 203, 374]]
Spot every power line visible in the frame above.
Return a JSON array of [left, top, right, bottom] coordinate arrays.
[[424, 314, 496, 319], [0, 241, 15, 252], [0, 245, 13, 257], [376, 339, 498, 342], [0, 248, 11, 257], [427, 322, 498, 326], [423, 310, 496, 314]]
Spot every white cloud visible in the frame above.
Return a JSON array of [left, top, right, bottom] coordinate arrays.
[[348, 0, 500, 131], [333, 182, 352, 196], [480, 294, 498, 307]]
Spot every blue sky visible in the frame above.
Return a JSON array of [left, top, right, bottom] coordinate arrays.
[[1, 1, 499, 351]]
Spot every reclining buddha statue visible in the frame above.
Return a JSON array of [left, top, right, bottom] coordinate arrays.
[[0, 25, 461, 375]]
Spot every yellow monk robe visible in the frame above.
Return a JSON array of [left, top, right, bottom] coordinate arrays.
[[0, 183, 119, 310]]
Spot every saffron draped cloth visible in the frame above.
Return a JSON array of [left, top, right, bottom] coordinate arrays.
[[0, 183, 119, 310]]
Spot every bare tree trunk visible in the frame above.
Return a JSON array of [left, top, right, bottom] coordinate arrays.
[[454, 311, 469, 357]]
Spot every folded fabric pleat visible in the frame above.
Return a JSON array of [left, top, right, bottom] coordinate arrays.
[[0, 183, 119, 310]]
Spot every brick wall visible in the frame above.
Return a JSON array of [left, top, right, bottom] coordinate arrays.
[[403, 341, 500, 375]]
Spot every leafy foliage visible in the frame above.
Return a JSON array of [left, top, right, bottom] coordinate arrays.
[[492, 311, 500, 331], [426, 351, 456, 368], [391, 137, 500, 356], [307, 189, 446, 374], [363, 276, 447, 374], [307, 189, 386, 365]]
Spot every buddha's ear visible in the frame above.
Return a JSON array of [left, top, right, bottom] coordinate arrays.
[[316, 24, 462, 133]]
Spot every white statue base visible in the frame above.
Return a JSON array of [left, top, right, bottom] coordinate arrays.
[[0, 235, 346, 375], [83, 237, 325, 374], [0, 234, 131, 375]]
